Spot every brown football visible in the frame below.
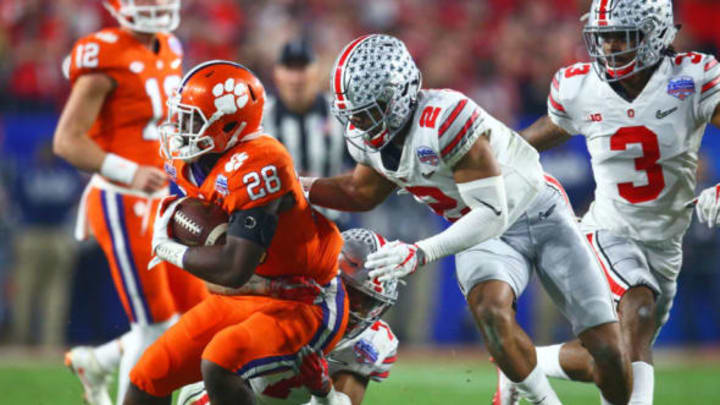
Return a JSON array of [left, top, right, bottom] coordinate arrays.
[[171, 197, 228, 246]]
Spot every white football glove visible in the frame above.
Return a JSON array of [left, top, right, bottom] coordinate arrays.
[[148, 196, 186, 269], [695, 184, 720, 228], [366, 240, 426, 282]]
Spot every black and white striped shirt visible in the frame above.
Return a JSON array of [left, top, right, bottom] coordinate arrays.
[[263, 93, 350, 178]]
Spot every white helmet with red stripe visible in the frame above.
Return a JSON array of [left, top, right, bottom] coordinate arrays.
[[104, 0, 181, 34], [583, 0, 677, 82], [330, 34, 422, 151], [339, 228, 399, 339]]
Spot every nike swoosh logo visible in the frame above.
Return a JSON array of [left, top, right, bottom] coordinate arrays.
[[656, 107, 678, 119], [532, 397, 547, 405], [474, 198, 502, 216]]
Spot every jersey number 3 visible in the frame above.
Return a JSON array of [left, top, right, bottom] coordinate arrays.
[[610, 126, 665, 203]]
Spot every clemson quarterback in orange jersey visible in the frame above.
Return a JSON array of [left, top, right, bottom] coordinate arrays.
[[52, 1, 207, 405], [123, 61, 349, 405]]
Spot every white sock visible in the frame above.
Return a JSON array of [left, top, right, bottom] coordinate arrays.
[[116, 316, 178, 405], [629, 361, 654, 405], [600, 393, 613, 405], [537, 344, 570, 380], [515, 364, 563, 405], [93, 336, 124, 373]]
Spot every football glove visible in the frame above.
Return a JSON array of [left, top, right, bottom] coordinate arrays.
[[695, 184, 720, 228], [148, 196, 185, 269], [295, 346, 331, 397], [366, 240, 426, 282]]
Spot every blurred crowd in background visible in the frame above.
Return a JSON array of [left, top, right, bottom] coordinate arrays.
[[1, 0, 720, 350]]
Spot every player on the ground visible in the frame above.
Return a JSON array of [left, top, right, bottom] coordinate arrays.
[[176, 227, 400, 405], [506, 1, 720, 404], [123, 60, 349, 405], [53, 1, 209, 404], [301, 34, 632, 405]]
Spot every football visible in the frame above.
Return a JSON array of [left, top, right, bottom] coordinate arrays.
[[171, 197, 228, 246]]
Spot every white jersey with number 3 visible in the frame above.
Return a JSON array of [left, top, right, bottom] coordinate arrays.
[[348, 89, 544, 226], [548, 52, 720, 246]]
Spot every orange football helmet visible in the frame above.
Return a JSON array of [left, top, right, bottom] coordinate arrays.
[[160, 60, 266, 162], [104, 0, 181, 34]]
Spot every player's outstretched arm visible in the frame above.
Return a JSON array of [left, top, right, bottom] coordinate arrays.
[[53, 73, 114, 173], [711, 103, 720, 128], [519, 114, 572, 152], [303, 164, 396, 212], [367, 135, 510, 281]]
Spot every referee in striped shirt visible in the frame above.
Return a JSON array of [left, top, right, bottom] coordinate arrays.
[[263, 38, 352, 227]]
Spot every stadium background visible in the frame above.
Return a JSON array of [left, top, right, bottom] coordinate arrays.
[[0, 0, 719, 403]]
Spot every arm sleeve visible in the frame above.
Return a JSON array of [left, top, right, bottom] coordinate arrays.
[[437, 93, 489, 168], [547, 69, 580, 135], [697, 54, 720, 123], [416, 175, 509, 262]]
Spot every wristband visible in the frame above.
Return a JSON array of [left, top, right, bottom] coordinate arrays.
[[101, 153, 139, 185], [155, 241, 188, 268]]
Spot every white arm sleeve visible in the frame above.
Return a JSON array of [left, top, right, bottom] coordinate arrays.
[[416, 175, 508, 262]]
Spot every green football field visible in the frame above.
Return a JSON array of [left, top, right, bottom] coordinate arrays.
[[2, 348, 719, 404]]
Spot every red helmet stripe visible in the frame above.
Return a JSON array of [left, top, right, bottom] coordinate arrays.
[[334, 35, 372, 107], [598, 0, 610, 26]]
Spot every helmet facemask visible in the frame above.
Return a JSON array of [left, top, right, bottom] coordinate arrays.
[[330, 34, 421, 152], [584, 27, 646, 81], [160, 92, 248, 163], [337, 228, 399, 341], [105, 0, 181, 34], [582, 0, 677, 82]]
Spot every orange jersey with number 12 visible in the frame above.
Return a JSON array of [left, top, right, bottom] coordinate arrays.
[[65, 27, 182, 168]]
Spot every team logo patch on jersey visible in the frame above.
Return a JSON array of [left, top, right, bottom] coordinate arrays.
[[164, 162, 177, 181], [225, 152, 249, 172], [215, 175, 229, 196], [353, 338, 379, 365], [416, 146, 439, 166], [667, 76, 695, 100]]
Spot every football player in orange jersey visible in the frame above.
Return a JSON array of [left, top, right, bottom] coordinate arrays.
[[52, 2, 208, 405], [123, 61, 349, 405]]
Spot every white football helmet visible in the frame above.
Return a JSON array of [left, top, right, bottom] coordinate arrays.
[[330, 34, 422, 151], [104, 0, 181, 34], [583, 0, 677, 81], [339, 228, 399, 339]]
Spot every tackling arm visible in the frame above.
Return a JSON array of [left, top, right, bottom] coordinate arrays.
[[305, 164, 396, 212], [519, 114, 572, 152], [711, 103, 720, 128]]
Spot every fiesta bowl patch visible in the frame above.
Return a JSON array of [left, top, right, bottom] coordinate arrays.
[[416, 146, 439, 166], [667, 76, 695, 100]]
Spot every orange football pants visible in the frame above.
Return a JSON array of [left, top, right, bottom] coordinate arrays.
[[130, 277, 348, 397], [86, 187, 207, 324]]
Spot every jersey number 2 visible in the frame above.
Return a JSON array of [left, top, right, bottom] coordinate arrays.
[[610, 126, 665, 203]]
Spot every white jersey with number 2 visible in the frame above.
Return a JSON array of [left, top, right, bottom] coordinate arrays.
[[548, 52, 720, 246], [348, 89, 545, 227]]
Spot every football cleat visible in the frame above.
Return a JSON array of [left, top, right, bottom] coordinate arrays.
[[492, 362, 520, 405], [64, 346, 112, 405], [177, 381, 209, 405]]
